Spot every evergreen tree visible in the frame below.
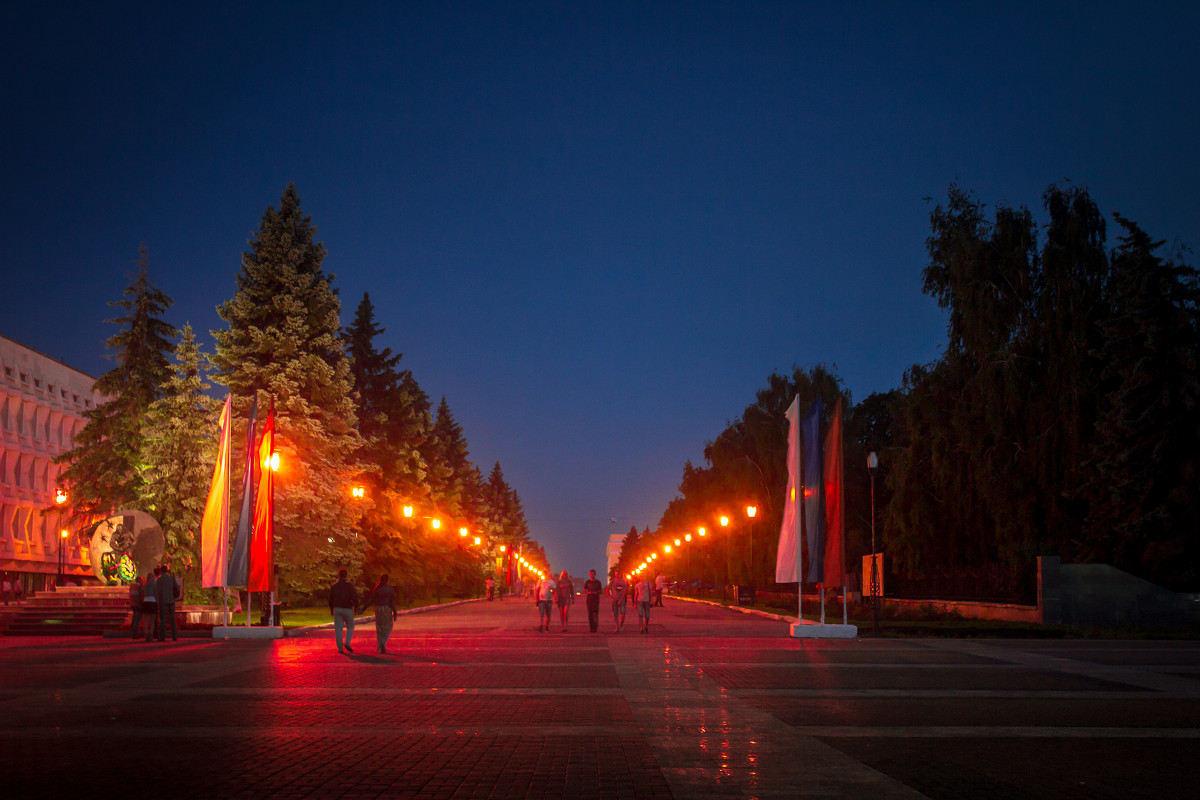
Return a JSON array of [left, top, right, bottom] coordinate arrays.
[[210, 184, 366, 596], [343, 292, 433, 591], [424, 397, 471, 517], [1080, 216, 1200, 588], [55, 245, 176, 523], [343, 292, 430, 495], [140, 324, 219, 574]]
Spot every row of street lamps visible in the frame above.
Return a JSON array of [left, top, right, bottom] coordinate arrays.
[[627, 505, 758, 589]]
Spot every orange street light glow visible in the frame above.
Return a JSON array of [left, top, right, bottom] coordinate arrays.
[[55, 489, 67, 504], [60, 529, 69, 538], [664, 545, 672, 553], [746, 505, 757, 518], [431, 519, 441, 530], [459, 527, 468, 537], [499, 545, 506, 552], [403, 505, 413, 517], [720, 515, 730, 526], [698, 527, 706, 536], [473, 536, 481, 545], [674, 539, 681, 546], [685, 534, 692, 541], [351, 486, 365, 498]]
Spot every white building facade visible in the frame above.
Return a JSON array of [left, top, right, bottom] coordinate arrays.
[[606, 533, 624, 580], [1, 334, 104, 592]]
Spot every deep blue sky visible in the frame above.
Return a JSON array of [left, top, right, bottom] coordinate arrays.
[[4, 3, 1197, 575]]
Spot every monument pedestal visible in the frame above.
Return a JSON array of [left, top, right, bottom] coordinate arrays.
[[213, 626, 285, 639], [790, 619, 857, 639]]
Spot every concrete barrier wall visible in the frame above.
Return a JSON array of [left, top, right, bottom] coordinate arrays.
[[884, 597, 1040, 623], [1039, 556, 1200, 628], [878, 558, 1199, 628]]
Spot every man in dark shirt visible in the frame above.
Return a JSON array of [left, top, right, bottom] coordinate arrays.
[[329, 569, 358, 654], [583, 569, 603, 633]]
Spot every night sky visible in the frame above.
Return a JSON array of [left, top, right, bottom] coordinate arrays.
[[4, 3, 1197, 575]]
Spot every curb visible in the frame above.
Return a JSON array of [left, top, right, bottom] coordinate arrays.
[[290, 597, 485, 635], [670, 594, 799, 625]]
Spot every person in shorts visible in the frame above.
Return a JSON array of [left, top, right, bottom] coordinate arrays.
[[606, 573, 629, 633], [535, 572, 557, 632]]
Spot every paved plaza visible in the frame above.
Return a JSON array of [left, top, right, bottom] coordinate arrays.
[[1, 597, 1197, 799]]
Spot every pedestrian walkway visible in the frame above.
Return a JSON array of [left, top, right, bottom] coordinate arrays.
[[1, 597, 1197, 798]]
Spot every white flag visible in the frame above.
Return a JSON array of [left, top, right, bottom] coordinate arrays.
[[775, 396, 801, 582]]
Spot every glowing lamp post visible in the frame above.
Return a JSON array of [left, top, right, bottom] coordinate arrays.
[[55, 489, 68, 584], [868, 451, 880, 636]]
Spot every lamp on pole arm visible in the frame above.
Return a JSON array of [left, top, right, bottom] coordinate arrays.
[[867, 451, 880, 636], [55, 489, 68, 585]]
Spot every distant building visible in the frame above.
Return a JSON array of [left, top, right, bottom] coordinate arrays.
[[0, 334, 104, 592], [606, 532, 624, 579]]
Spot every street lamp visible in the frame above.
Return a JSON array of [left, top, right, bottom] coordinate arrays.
[[58, 529, 69, 585], [55, 490, 67, 585], [867, 451, 880, 636]]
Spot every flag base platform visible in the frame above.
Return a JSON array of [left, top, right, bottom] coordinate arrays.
[[790, 620, 858, 639], [213, 626, 286, 639]]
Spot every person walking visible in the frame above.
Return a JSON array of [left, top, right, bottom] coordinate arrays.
[[329, 569, 358, 654], [154, 563, 178, 641], [555, 570, 574, 631], [583, 569, 603, 633], [128, 574, 145, 639], [485, 577, 495, 601], [358, 574, 397, 654], [654, 573, 666, 607], [606, 572, 629, 633], [634, 574, 653, 633], [535, 571, 557, 632]]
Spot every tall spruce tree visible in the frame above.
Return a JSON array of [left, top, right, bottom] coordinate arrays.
[[1080, 216, 1200, 588], [424, 397, 472, 517], [210, 184, 366, 596], [343, 292, 430, 496], [55, 245, 176, 524], [140, 324, 219, 574]]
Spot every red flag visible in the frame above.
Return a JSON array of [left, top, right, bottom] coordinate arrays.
[[249, 401, 275, 592], [822, 398, 845, 586], [201, 395, 232, 588]]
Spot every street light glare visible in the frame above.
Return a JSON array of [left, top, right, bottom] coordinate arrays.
[[431, 519, 441, 530], [403, 505, 413, 517], [720, 515, 729, 526], [746, 505, 757, 518]]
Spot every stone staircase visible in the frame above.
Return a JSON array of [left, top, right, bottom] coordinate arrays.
[[3, 585, 132, 636]]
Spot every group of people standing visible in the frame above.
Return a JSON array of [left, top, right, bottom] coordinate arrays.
[[127, 564, 182, 641], [537, 569, 658, 634]]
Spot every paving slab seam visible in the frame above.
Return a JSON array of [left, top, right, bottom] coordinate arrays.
[[920, 639, 1200, 695], [608, 637, 929, 799]]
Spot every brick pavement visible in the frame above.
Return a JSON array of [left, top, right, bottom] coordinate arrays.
[[1, 597, 1198, 798]]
